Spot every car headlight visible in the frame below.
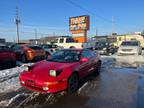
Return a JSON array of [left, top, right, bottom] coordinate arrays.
[[49, 70, 62, 77], [22, 64, 33, 72], [103, 48, 106, 50], [23, 65, 29, 71], [42, 86, 49, 91], [21, 81, 25, 84], [133, 48, 138, 51]]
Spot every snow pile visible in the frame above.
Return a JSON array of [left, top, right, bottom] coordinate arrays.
[[0, 100, 8, 107], [0, 93, 30, 107], [0, 63, 34, 93], [101, 56, 116, 66], [0, 77, 20, 93], [0, 67, 20, 79], [137, 65, 144, 74], [0, 62, 34, 79], [77, 82, 88, 94], [116, 55, 144, 64]]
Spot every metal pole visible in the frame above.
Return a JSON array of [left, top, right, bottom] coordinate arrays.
[[16, 21, 19, 43], [34, 29, 37, 39], [34, 29, 38, 44], [15, 7, 20, 43], [112, 16, 115, 35]]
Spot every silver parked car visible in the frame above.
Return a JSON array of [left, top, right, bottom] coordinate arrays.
[[118, 40, 142, 55]]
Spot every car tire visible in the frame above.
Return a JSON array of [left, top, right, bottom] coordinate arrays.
[[10, 60, 16, 68], [139, 52, 142, 55], [21, 55, 27, 63], [95, 61, 101, 75], [69, 46, 75, 48], [67, 73, 79, 93], [6, 61, 12, 69]]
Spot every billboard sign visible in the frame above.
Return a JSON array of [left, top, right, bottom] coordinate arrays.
[[69, 15, 90, 33]]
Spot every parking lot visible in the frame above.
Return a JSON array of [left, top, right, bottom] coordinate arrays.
[[1, 0, 144, 107], [0, 54, 144, 108]]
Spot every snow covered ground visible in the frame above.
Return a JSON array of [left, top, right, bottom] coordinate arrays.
[[102, 54, 144, 76]]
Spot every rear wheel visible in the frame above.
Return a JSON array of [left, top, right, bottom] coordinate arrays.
[[67, 73, 79, 93], [69, 46, 75, 48], [11, 60, 16, 68]]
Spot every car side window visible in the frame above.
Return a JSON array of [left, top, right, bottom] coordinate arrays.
[[13, 46, 19, 50], [81, 50, 93, 58], [92, 51, 97, 57], [0, 46, 9, 51], [59, 39, 64, 43], [87, 50, 93, 58], [66, 38, 75, 43], [13, 45, 23, 50], [81, 51, 88, 58]]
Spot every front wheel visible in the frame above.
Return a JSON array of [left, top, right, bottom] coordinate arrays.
[[67, 73, 79, 93]]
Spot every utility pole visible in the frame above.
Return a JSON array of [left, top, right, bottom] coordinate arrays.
[[53, 32, 55, 37], [112, 16, 115, 35], [34, 29, 37, 39], [34, 29, 38, 44], [96, 28, 98, 36], [15, 7, 20, 43]]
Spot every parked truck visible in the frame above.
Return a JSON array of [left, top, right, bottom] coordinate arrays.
[[55, 37, 83, 48]]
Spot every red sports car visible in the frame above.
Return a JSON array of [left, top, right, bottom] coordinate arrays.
[[19, 49, 101, 93]]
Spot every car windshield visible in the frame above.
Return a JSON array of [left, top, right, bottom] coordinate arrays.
[[121, 41, 139, 46], [42, 44, 57, 48], [47, 50, 80, 63], [28, 45, 43, 50]]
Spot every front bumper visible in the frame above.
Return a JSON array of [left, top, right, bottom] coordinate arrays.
[[117, 51, 137, 55], [97, 50, 107, 55], [20, 79, 67, 93]]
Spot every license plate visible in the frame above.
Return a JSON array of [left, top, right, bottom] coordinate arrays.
[[26, 80, 35, 86]]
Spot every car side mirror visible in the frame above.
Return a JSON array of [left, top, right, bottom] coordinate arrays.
[[80, 57, 89, 63]]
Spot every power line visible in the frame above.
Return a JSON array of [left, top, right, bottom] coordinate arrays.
[[21, 24, 68, 31], [65, 0, 134, 34], [66, 0, 112, 23]]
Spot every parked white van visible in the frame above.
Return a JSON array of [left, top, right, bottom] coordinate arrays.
[[117, 40, 142, 55]]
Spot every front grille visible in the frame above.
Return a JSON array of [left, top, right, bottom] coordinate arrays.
[[25, 84, 43, 91], [121, 49, 132, 52], [25, 81, 43, 91]]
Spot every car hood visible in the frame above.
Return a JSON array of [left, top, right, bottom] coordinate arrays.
[[24, 60, 77, 82]]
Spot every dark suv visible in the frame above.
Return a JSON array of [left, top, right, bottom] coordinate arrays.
[[95, 41, 117, 55]]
